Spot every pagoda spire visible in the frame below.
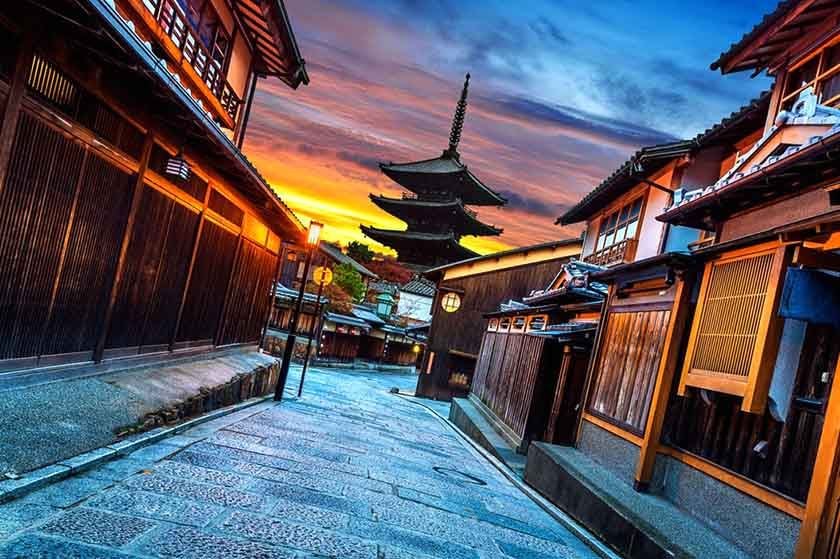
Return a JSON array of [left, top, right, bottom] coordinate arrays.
[[445, 73, 470, 159]]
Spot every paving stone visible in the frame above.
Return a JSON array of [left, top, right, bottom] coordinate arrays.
[[270, 497, 350, 529], [87, 489, 223, 527], [496, 540, 576, 559], [137, 525, 296, 559], [244, 466, 346, 495], [347, 517, 480, 559], [124, 473, 267, 511], [37, 508, 156, 547], [0, 502, 59, 539], [153, 460, 251, 488], [220, 510, 376, 559], [0, 533, 135, 559], [83, 458, 150, 482], [126, 443, 182, 463], [20, 476, 114, 508], [267, 483, 371, 518]]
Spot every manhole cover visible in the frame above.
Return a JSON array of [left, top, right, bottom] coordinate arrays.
[[432, 466, 487, 486]]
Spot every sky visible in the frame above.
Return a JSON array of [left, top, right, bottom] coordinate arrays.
[[242, 0, 776, 255]]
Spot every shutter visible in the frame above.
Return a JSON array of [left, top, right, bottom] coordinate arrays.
[[678, 244, 789, 413]]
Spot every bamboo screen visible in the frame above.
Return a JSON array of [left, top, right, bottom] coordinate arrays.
[[678, 246, 786, 413]]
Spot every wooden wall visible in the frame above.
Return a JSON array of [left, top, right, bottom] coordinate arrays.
[[418, 258, 569, 399], [319, 332, 359, 362], [0, 36, 288, 370], [471, 331, 552, 441], [588, 309, 671, 435], [664, 323, 838, 502]]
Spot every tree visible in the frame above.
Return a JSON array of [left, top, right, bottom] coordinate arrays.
[[366, 257, 413, 284], [333, 262, 365, 302], [346, 241, 374, 263]]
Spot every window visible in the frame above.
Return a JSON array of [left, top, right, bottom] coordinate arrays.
[[527, 315, 547, 331], [677, 245, 788, 413], [511, 316, 526, 331], [488, 318, 499, 331], [781, 41, 840, 110], [595, 198, 643, 252], [498, 318, 511, 332]]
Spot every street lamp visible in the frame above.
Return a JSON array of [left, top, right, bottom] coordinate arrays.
[[274, 221, 323, 401]]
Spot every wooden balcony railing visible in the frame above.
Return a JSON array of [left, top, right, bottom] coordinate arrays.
[[140, 0, 241, 122], [584, 238, 638, 267]]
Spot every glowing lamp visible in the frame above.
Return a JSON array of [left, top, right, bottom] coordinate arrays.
[[306, 221, 323, 247], [441, 292, 461, 313], [165, 151, 191, 181], [412, 344, 421, 354]]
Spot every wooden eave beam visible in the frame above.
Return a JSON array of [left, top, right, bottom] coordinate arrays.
[[767, 16, 840, 74], [793, 245, 840, 271], [722, 0, 821, 73]]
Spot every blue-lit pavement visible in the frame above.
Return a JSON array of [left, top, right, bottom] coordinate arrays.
[[0, 367, 599, 558]]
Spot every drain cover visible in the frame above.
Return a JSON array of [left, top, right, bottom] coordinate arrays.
[[432, 466, 487, 486]]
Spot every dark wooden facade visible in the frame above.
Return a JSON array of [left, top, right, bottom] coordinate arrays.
[[417, 240, 581, 401], [0, 3, 302, 373]]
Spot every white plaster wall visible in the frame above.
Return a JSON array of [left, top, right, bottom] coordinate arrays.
[[397, 292, 433, 322], [635, 187, 671, 261]]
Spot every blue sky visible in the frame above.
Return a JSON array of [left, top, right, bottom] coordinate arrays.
[[245, 0, 777, 251]]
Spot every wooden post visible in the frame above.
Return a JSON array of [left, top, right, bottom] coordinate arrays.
[[0, 34, 34, 195], [634, 274, 691, 490], [796, 357, 840, 557], [545, 345, 573, 443], [93, 133, 154, 362]]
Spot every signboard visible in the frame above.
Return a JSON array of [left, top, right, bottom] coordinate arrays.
[[313, 266, 333, 286]]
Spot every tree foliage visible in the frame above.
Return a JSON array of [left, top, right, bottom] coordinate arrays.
[[366, 257, 413, 284], [333, 262, 366, 302], [346, 241, 374, 263]]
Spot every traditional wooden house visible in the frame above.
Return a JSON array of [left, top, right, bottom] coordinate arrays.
[[0, 1, 307, 374], [416, 239, 581, 400], [526, 4, 840, 557], [463, 260, 606, 453]]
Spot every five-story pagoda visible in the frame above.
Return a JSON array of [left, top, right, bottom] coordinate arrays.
[[362, 74, 506, 268]]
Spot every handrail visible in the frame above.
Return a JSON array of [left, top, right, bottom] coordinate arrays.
[[142, 0, 241, 121], [584, 238, 638, 267]]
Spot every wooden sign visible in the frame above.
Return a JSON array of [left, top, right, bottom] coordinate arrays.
[[313, 266, 333, 286]]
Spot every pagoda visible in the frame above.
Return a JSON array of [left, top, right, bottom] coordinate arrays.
[[361, 74, 506, 268]]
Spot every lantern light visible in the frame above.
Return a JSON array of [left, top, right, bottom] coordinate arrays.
[[307, 221, 323, 247], [441, 291, 461, 313], [412, 344, 421, 354], [165, 150, 191, 181]]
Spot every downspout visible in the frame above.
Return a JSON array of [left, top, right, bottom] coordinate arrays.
[[236, 72, 260, 149]]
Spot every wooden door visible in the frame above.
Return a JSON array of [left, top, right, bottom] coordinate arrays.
[[545, 346, 591, 445]]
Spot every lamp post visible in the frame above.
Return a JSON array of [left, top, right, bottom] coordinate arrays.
[[274, 221, 322, 402], [298, 262, 331, 397]]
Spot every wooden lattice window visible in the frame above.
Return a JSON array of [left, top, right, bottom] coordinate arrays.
[[487, 318, 499, 332], [511, 316, 526, 332], [678, 244, 789, 413]]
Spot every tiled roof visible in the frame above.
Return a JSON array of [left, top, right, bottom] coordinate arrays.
[[400, 277, 436, 298], [663, 88, 840, 218], [324, 312, 370, 330]]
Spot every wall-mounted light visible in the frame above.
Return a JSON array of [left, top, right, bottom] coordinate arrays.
[[165, 149, 191, 181], [441, 292, 461, 313]]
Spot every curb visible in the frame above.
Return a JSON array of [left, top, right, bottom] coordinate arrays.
[[0, 393, 282, 504], [394, 391, 620, 559]]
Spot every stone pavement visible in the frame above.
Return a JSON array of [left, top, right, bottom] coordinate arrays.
[[0, 367, 601, 559]]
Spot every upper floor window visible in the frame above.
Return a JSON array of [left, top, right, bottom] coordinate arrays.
[[782, 42, 840, 110], [595, 197, 642, 252]]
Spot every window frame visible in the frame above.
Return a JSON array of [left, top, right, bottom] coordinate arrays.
[[781, 37, 840, 111], [595, 196, 644, 253]]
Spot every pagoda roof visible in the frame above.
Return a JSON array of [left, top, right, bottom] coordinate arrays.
[[360, 225, 478, 263], [380, 155, 506, 206], [369, 195, 502, 236]]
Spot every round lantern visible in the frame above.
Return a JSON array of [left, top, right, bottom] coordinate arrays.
[[440, 291, 461, 313]]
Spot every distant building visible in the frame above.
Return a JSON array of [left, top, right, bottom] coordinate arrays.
[[397, 277, 436, 323], [362, 74, 506, 268]]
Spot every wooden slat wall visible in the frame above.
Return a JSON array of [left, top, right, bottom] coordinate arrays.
[[471, 331, 547, 439], [664, 324, 838, 502], [217, 238, 276, 345], [320, 332, 360, 362], [105, 185, 199, 350], [588, 309, 671, 434], [176, 219, 238, 343]]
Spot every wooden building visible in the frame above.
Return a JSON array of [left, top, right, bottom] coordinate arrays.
[[467, 260, 606, 452], [536, 3, 840, 556], [416, 239, 581, 400], [0, 1, 307, 373]]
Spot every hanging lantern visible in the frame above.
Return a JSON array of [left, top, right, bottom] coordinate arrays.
[[440, 291, 461, 313], [165, 150, 191, 181]]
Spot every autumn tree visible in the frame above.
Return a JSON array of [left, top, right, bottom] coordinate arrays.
[[346, 241, 374, 263], [333, 262, 366, 302], [366, 257, 413, 284]]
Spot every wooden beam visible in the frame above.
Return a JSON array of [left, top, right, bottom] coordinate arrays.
[[796, 356, 840, 557], [0, 33, 33, 195], [793, 245, 840, 272], [93, 132, 155, 363], [634, 275, 691, 490]]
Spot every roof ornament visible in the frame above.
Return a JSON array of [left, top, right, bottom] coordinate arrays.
[[445, 73, 470, 159]]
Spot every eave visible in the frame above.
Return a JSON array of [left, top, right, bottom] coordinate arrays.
[[360, 225, 478, 261], [369, 194, 503, 236], [379, 156, 506, 207]]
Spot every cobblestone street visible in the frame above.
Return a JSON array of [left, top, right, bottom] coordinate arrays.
[[0, 367, 600, 559]]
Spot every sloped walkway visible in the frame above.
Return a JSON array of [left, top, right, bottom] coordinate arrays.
[[0, 368, 602, 558], [0, 349, 277, 476]]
